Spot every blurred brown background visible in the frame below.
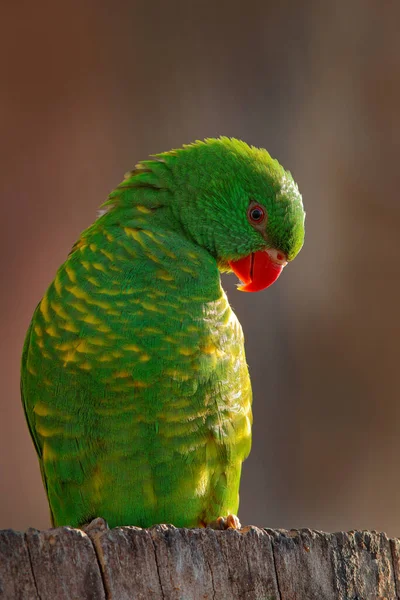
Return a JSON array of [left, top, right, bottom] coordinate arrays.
[[1, 0, 400, 534]]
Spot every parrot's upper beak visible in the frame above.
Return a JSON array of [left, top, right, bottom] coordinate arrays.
[[228, 249, 287, 292]]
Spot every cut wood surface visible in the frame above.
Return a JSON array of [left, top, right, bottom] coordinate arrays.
[[1, 521, 399, 599]]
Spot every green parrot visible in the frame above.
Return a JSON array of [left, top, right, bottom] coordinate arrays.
[[21, 137, 305, 529]]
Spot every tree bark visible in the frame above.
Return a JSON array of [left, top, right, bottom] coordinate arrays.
[[1, 522, 399, 599]]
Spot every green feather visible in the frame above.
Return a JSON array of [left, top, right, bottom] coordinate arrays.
[[21, 137, 305, 528]]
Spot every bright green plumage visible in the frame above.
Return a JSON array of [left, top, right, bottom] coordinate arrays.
[[21, 137, 305, 528]]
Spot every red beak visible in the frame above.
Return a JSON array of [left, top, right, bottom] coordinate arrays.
[[228, 250, 285, 292]]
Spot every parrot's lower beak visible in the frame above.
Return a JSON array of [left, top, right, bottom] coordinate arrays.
[[228, 249, 287, 292]]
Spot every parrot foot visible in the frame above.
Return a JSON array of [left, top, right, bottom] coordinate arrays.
[[207, 514, 241, 530], [81, 517, 109, 534]]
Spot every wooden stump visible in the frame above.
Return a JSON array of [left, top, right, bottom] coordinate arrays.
[[1, 523, 399, 599]]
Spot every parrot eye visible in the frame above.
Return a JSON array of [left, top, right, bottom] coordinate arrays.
[[248, 203, 267, 225]]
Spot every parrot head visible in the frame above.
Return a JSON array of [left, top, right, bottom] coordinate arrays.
[[151, 137, 305, 292]]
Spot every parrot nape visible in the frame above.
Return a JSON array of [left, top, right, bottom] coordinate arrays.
[[21, 137, 305, 529]]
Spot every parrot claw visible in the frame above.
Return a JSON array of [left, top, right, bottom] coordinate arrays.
[[207, 514, 241, 530], [81, 517, 109, 534]]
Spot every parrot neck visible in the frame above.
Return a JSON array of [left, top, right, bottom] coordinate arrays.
[[70, 203, 223, 301]]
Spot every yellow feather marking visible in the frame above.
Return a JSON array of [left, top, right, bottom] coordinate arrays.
[[56, 341, 77, 351], [147, 252, 162, 265], [92, 262, 106, 273], [141, 231, 177, 259], [181, 266, 197, 276], [63, 351, 78, 363], [141, 230, 159, 243], [70, 301, 87, 313], [132, 381, 148, 388], [76, 340, 98, 354], [105, 232, 114, 242], [163, 248, 176, 260], [98, 355, 113, 362], [51, 302, 69, 320], [179, 347, 196, 356], [100, 248, 114, 262], [43, 442, 57, 462], [165, 369, 191, 381], [87, 337, 107, 347], [124, 227, 146, 247], [139, 353, 150, 362], [114, 370, 131, 378], [90, 298, 111, 310], [36, 338, 44, 348], [166, 397, 200, 410], [107, 309, 119, 316], [142, 327, 160, 335], [158, 248, 175, 260], [164, 335, 178, 344], [123, 344, 141, 352], [27, 364, 37, 375], [112, 350, 123, 359], [142, 301, 163, 313], [136, 205, 152, 214], [90, 243, 97, 252], [65, 266, 77, 283], [187, 325, 198, 332], [79, 362, 91, 370], [109, 381, 148, 389], [117, 239, 136, 258], [67, 286, 111, 309], [187, 251, 200, 260], [34, 325, 42, 336], [81, 261, 91, 271], [54, 273, 62, 296], [80, 313, 101, 325], [87, 276, 100, 287], [59, 321, 79, 333], [98, 323, 111, 333], [110, 380, 148, 390], [45, 324, 60, 338], [177, 331, 192, 339], [97, 288, 119, 297], [157, 270, 174, 281], [36, 424, 64, 437], [74, 238, 86, 250], [40, 295, 50, 322], [202, 343, 217, 355], [34, 401, 52, 417], [42, 351, 52, 359]]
